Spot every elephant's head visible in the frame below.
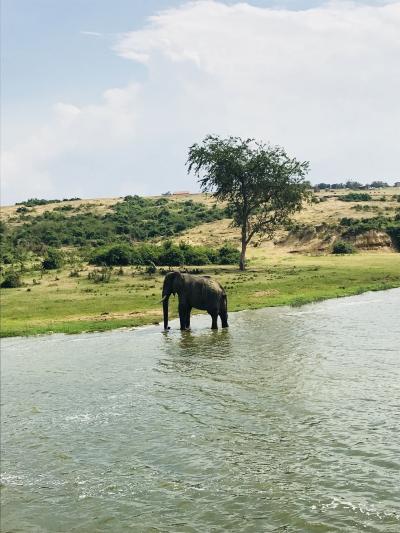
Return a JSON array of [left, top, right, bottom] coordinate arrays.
[[161, 272, 184, 330]]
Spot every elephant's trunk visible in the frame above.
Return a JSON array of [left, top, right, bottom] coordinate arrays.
[[163, 296, 169, 330]]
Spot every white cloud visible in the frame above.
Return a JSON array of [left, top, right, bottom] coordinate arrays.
[[2, 1, 400, 204], [80, 31, 103, 37], [2, 85, 141, 202]]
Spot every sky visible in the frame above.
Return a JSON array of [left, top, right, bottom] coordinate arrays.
[[1, 0, 400, 204]]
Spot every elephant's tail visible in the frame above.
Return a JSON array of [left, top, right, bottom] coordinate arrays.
[[222, 293, 228, 311]]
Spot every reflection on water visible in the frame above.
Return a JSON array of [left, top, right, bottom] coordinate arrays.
[[1, 289, 400, 532]]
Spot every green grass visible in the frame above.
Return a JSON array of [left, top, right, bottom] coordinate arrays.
[[1, 253, 399, 337]]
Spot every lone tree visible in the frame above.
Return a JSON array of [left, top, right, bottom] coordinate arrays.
[[187, 135, 310, 270]]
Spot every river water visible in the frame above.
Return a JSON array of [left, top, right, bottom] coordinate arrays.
[[1, 289, 399, 532]]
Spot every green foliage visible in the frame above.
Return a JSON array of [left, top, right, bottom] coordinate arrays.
[[340, 215, 400, 236], [90, 241, 239, 267], [90, 243, 133, 266], [16, 198, 61, 207], [387, 226, 400, 250], [315, 181, 389, 190], [332, 241, 355, 254], [15, 197, 81, 207], [338, 215, 400, 250], [187, 135, 310, 269], [351, 204, 379, 212], [218, 243, 241, 264], [338, 193, 372, 202], [158, 241, 185, 266], [4, 196, 226, 252], [369, 181, 388, 188], [345, 181, 363, 189], [42, 248, 64, 270], [88, 267, 112, 283], [0, 270, 23, 288]]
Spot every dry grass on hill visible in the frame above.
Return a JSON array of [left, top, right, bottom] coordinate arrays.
[[176, 188, 400, 253]]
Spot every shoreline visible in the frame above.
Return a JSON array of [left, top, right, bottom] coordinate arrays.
[[2, 279, 399, 339]]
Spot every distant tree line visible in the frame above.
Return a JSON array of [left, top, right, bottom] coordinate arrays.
[[15, 197, 81, 207], [314, 180, 390, 191]]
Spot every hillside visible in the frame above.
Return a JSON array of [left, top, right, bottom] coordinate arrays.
[[177, 188, 400, 254], [2, 187, 400, 257]]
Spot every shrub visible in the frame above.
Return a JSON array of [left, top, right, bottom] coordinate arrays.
[[178, 242, 211, 265], [16, 206, 30, 214], [158, 242, 185, 266], [145, 262, 157, 275], [332, 241, 355, 254], [338, 193, 372, 202], [88, 267, 112, 283], [0, 270, 23, 288], [218, 244, 240, 264], [387, 226, 400, 250], [42, 248, 64, 270], [89, 241, 242, 267], [16, 198, 60, 207], [90, 244, 132, 266]]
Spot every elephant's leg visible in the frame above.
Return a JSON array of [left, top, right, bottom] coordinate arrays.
[[185, 307, 192, 329], [211, 312, 218, 330], [178, 303, 187, 330], [220, 310, 229, 328]]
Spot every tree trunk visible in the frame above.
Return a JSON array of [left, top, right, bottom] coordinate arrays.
[[239, 230, 247, 271]]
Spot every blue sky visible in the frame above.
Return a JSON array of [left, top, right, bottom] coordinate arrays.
[[2, 0, 399, 204]]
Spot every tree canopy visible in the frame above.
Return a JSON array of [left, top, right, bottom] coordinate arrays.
[[187, 135, 310, 269]]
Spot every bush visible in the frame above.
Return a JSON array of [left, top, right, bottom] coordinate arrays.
[[218, 244, 240, 264], [145, 262, 157, 275], [332, 241, 355, 254], [0, 271, 23, 288], [16, 198, 60, 207], [158, 242, 185, 266], [88, 267, 112, 283], [387, 226, 400, 250], [42, 248, 64, 270], [338, 193, 372, 202], [178, 242, 211, 265], [89, 241, 241, 267], [90, 244, 132, 266]]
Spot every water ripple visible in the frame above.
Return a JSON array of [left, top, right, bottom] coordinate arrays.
[[1, 289, 400, 532]]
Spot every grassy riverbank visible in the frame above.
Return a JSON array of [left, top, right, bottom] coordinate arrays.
[[1, 252, 399, 337]]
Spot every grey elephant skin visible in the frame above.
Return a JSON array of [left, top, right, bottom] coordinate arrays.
[[161, 272, 229, 330]]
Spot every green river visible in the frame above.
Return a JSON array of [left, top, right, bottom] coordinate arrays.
[[1, 289, 399, 532]]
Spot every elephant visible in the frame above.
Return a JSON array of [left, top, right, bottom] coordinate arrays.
[[161, 271, 228, 330]]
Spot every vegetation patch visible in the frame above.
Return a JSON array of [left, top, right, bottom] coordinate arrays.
[[332, 241, 355, 254], [1, 195, 227, 262], [89, 241, 240, 267], [338, 193, 372, 202], [0, 271, 23, 289]]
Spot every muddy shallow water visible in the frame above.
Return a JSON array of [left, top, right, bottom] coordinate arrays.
[[1, 289, 400, 532]]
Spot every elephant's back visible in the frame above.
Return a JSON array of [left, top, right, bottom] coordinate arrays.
[[201, 277, 223, 295]]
